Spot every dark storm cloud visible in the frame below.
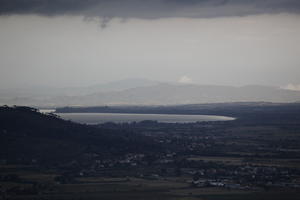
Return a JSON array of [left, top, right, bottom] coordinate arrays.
[[1, 0, 300, 19]]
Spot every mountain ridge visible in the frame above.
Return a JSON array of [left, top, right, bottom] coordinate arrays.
[[1, 81, 300, 107]]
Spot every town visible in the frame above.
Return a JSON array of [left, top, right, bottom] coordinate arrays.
[[1, 104, 300, 199]]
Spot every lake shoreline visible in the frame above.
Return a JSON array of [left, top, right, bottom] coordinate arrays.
[[53, 112, 235, 125]]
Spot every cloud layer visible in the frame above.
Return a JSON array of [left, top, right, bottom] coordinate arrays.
[[178, 75, 193, 84], [281, 84, 300, 91], [1, 0, 300, 19]]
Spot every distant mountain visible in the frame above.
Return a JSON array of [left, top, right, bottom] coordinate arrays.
[[46, 84, 300, 106], [0, 78, 159, 97], [0, 78, 159, 106], [1, 82, 300, 106], [88, 78, 160, 92]]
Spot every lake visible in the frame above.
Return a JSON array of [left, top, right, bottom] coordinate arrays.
[[52, 112, 235, 124]]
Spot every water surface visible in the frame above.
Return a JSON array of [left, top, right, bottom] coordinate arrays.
[[55, 112, 235, 124]]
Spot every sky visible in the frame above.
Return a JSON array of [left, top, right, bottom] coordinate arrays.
[[0, 0, 300, 89]]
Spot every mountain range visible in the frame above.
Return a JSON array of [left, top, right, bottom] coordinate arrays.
[[1, 79, 300, 107]]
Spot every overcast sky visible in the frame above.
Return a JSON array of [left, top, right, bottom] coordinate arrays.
[[0, 0, 300, 89]]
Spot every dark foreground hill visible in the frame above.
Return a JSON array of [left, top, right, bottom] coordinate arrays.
[[0, 106, 159, 165], [1, 105, 300, 200]]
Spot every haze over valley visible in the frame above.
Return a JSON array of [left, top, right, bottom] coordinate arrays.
[[1, 1, 300, 200]]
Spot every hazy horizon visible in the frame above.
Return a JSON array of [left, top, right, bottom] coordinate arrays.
[[2, 2, 300, 199], [0, 77, 296, 90], [0, 0, 300, 91]]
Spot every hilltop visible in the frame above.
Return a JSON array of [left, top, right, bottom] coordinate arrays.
[[0, 106, 159, 165]]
